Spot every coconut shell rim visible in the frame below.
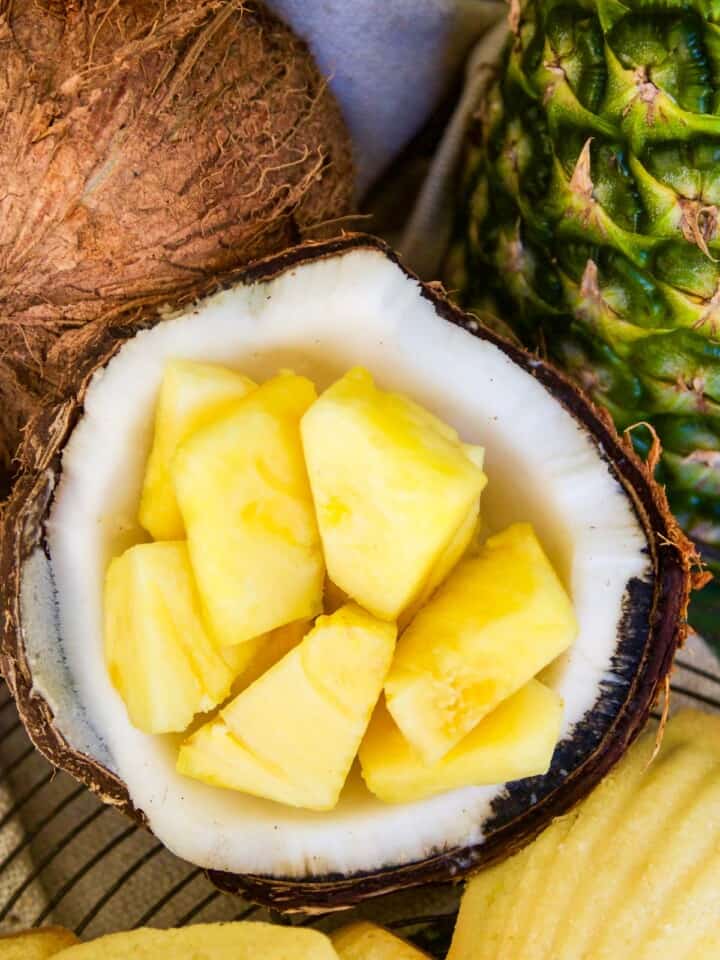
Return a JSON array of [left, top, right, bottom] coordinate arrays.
[[0, 232, 695, 913]]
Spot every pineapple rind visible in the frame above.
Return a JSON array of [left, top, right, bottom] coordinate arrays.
[[448, 710, 720, 959], [454, 0, 720, 588]]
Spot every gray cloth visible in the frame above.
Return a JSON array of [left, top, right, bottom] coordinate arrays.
[[401, 17, 508, 277], [266, 0, 504, 195]]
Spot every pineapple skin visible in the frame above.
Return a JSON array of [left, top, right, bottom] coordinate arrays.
[[453, 0, 720, 626], [447, 710, 720, 960]]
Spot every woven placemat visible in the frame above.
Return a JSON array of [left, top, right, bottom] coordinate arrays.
[[0, 631, 715, 944]]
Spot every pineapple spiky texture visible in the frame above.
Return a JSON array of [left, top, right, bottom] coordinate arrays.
[[452, 0, 720, 631]]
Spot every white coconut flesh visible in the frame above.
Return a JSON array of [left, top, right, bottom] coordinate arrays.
[[23, 247, 651, 879]]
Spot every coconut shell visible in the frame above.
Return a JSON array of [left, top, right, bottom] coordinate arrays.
[[1, 235, 697, 913], [0, 0, 353, 472]]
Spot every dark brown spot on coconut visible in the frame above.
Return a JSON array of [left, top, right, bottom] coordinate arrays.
[[0, 0, 353, 474]]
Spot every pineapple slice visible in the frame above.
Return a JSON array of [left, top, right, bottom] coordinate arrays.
[[447, 710, 720, 960], [360, 681, 562, 803], [385, 523, 576, 764], [173, 371, 324, 648], [0, 927, 78, 959], [331, 922, 430, 959], [139, 360, 255, 540], [105, 542, 240, 733], [177, 604, 396, 810], [301, 367, 486, 620], [52, 922, 338, 959], [399, 495, 481, 629]]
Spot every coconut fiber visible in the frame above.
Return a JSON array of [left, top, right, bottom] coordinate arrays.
[[0, 0, 353, 473]]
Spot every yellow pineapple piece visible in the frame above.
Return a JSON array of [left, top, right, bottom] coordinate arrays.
[[331, 922, 430, 959], [400, 449, 483, 629], [139, 360, 255, 540], [552, 719, 720, 960], [52, 922, 338, 959], [494, 811, 577, 958], [452, 845, 531, 960], [447, 710, 720, 960], [0, 927, 78, 959], [173, 372, 324, 648], [178, 604, 396, 810], [399, 497, 481, 629], [385, 523, 576, 764], [360, 681, 562, 804], [301, 367, 486, 621], [105, 542, 240, 733]]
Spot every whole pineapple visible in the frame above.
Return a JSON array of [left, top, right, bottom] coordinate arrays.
[[453, 0, 720, 632]]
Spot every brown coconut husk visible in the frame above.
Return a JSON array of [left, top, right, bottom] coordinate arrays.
[[1, 234, 696, 912], [0, 0, 354, 472]]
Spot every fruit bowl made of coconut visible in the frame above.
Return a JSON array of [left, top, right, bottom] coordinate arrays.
[[1, 235, 693, 913]]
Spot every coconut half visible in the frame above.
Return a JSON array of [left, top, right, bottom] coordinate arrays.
[[1, 235, 694, 912]]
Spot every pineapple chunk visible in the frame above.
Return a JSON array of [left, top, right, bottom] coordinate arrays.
[[360, 681, 562, 803], [332, 922, 430, 959], [399, 497, 480, 629], [173, 372, 324, 647], [301, 367, 487, 620], [385, 523, 576, 764], [178, 604, 396, 810], [105, 542, 240, 733], [52, 922, 338, 959], [0, 927, 78, 959], [139, 360, 255, 540], [448, 711, 720, 960]]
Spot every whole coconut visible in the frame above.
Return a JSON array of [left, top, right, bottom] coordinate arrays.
[[0, 0, 353, 470]]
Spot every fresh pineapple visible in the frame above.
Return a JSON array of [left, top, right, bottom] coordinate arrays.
[[385, 523, 576, 764], [360, 681, 562, 803], [173, 371, 324, 648], [448, 710, 720, 960], [52, 923, 338, 959], [399, 495, 481, 629], [331, 922, 430, 959], [401, 451, 484, 628], [104, 542, 242, 733], [139, 360, 255, 540], [0, 927, 79, 959], [177, 604, 396, 809], [301, 367, 486, 621], [452, 1, 720, 635]]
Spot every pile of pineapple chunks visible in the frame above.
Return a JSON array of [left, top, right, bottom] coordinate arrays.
[[4, 919, 428, 959], [105, 361, 577, 811]]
